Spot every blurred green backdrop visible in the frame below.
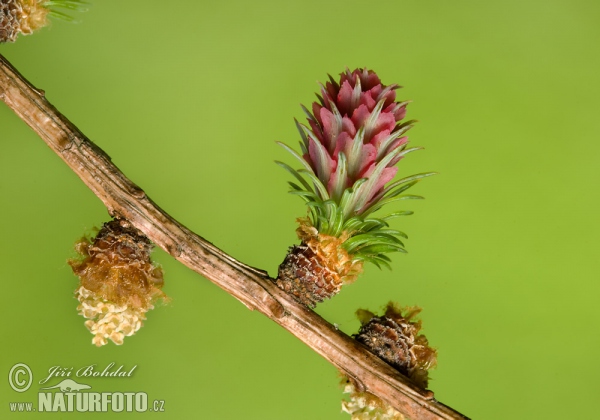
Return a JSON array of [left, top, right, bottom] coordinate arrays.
[[1, 0, 599, 418]]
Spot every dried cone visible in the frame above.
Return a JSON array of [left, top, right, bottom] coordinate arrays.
[[69, 219, 165, 346], [0, 0, 86, 43], [276, 68, 434, 307], [355, 303, 437, 388], [276, 220, 362, 307], [342, 303, 437, 419], [1, 0, 49, 42]]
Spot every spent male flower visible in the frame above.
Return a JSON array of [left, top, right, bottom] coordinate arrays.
[[69, 219, 165, 346]]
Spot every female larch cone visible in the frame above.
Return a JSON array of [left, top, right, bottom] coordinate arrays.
[[275, 68, 433, 307]]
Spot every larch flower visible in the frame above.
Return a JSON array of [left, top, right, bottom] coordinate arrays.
[[0, 0, 87, 43], [68, 219, 165, 346], [275, 68, 434, 307]]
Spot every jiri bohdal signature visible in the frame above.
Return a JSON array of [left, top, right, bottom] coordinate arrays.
[[38, 363, 137, 385]]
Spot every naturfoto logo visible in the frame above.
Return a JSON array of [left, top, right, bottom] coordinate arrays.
[[40, 379, 91, 392], [8, 363, 165, 414]]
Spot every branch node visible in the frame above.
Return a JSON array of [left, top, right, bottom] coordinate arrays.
[[346, 374, 367, 393], [129, 184, 146, 199], [263, 295, 286, 319], [423, 389, 435, 400], [164, 242, 182, 258], [58, 132, 74, 151]]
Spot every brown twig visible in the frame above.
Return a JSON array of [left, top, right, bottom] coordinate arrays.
[[0, 53, 468, 420]]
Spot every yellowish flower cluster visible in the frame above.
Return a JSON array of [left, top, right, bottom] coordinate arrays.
[[76, 286, 150, 347], [342, 381, 406, 420]]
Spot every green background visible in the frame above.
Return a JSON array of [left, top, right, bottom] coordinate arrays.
[[1, 0, 599, 418]]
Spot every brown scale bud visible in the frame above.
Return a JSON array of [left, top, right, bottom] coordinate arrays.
[[69, 219, 166, 346], [0, 0, 49, 43], [276, 242, 342, 308], [341, 303, 437, 419], [355, 303, 437, 389], [275, 219, 362, 308]]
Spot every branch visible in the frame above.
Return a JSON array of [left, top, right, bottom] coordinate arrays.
[[0, 53, 468, 420]]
